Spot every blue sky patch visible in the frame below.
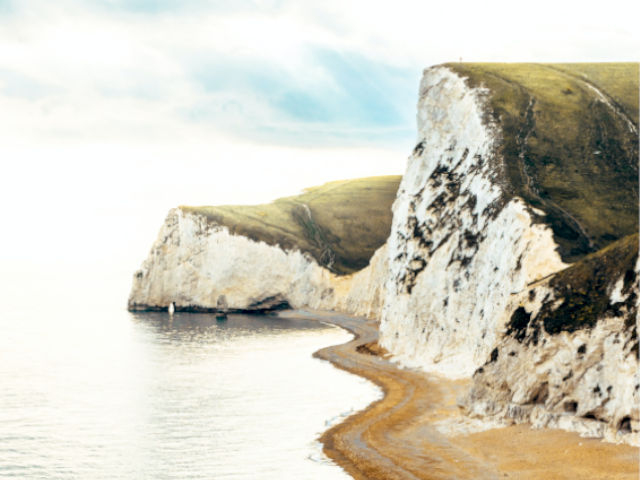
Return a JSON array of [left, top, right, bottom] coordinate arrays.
[[186, 47, 419, 146], [93, 0, 284, 15], [0, 0, 13, 14], [0, 69, 58, 100]]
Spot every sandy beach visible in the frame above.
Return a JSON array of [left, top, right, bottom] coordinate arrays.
[[298, 311, 639, 480]]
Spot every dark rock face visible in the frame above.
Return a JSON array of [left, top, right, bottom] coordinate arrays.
[[246, 294, 291, 312], [505, 234, 638, 343]]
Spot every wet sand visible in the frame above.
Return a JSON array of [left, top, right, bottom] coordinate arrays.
[[300, 311, 639, 480]]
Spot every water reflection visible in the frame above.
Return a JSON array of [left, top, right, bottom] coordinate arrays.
[[130, 311, 335, 337], [0, 304, 380, 480]]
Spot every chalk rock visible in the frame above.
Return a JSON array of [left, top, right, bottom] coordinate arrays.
[[379, 66, 566, 378], [128, 208, 388, 317], [462, 236, 639, 445]]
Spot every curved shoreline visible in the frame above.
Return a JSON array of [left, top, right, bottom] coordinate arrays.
[[299, 311, 639, 480]]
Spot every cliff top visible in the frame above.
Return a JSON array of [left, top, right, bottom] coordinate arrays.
[[445, 62, 639, 262], [180, 175, 401, 275]]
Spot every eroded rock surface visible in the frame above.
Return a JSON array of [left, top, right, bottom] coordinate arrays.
[[378, 65, 638, 444], [380, 66, 566, 377], [462, 235, 639, 445], [128, 208, 388, 317]]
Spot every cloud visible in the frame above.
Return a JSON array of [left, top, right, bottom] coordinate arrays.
[[0, 68, 60, 99], [182, 47, 418, 146], [0, 0, 637, 150], [93, 0, 286, 15], [0, 0, 638, 266], [0, 3, 423, 149]]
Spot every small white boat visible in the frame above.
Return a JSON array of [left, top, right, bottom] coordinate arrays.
[[168, 302, 175, 315]]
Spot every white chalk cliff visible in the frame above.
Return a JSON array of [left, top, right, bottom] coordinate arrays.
[[128, 208, 388, 318], [129, 64, 639, 445], [379, 67, 567, 378], [461, 240, 639, 446]]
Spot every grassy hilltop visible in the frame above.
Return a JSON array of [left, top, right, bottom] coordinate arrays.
[[446, 63, 639, 262], [180, 64, 638, 274], [181, 176, 401, 275]]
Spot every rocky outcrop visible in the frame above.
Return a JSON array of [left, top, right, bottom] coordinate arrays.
[[462, 235, 639, 445], [128, 207, 389, 317], [129, 63, 638, 445], [378, 64, 638, 443], [379, 67, 567, 378]]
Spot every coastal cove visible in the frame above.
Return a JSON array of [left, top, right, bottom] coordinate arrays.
[[128, 63, 639, 453], [1, 261, 636, 480], [0, 266, 381, 480], [2, 2, 638, 478], [305, 310, 640, 480]]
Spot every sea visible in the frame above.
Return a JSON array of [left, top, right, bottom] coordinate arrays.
[[0, 264, 381, 479]]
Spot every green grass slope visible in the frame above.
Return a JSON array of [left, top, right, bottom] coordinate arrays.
[[181, 176, 401, 275], [446, 62, 639, 262], [553, 63, 639, 125]]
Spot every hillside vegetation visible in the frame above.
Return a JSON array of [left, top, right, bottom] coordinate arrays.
[[542, 233, 638, 334], [181, 176, 401, 275], [507, 233, 638, 342], [554, 63, 639, 125], [446, 63, 639, 262]]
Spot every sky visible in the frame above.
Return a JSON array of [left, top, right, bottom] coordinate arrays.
[[0, 0, 638, 276]]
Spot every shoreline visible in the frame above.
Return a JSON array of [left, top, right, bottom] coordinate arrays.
[[295, 310, 639, 480]]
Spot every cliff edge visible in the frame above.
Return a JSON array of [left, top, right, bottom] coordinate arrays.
[[129, 63, 639, 445], [380, 63, 638, 444], [128, 176, 400, 316]]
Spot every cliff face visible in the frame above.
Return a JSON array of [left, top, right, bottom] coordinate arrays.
[[128, 207, 389, 317], [129, 63, 638, 445], [378, 63, 638, 444], [379, 67, 567, 378], [129, 176, 399, 314], [463, 235, 639, 445]]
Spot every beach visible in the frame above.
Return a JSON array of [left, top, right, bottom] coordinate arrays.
[[296, 311, 639, 480]]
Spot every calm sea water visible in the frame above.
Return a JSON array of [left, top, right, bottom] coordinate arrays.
[[0, 264, 380, 479]]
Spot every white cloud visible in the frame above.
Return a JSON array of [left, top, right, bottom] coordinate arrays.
[[1, 0, 637, 144], [0, 0, 637, 267], [293, 0, 639, 65], [0, 139, 405, 268]]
